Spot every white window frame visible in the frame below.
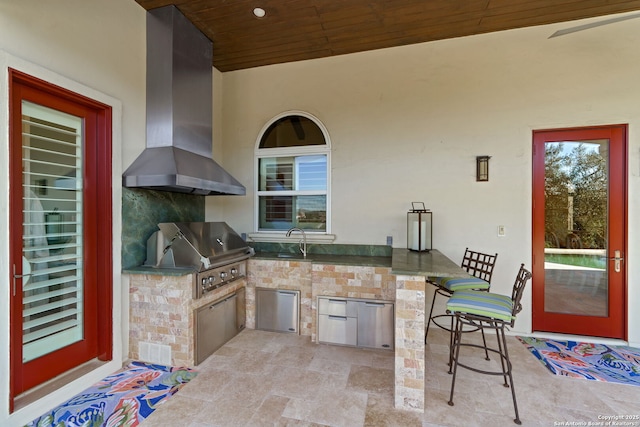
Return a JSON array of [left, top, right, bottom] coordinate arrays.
[[250, 111, 334, 243]]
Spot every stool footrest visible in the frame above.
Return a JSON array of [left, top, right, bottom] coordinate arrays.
[[451, 342, 511, 378]]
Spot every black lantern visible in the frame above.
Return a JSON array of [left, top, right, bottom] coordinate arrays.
[[407, 202, 432, 252], [476, 156, 491, 181]]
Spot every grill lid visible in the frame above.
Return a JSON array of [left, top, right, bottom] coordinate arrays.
[[145, 222, 253, 270]]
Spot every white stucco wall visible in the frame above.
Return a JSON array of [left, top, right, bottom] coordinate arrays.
[[216, 14, 640, 345], [0, 1, 145, 425]]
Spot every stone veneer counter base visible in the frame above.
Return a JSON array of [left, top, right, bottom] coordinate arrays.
[[125, 247, 465, 414], [246, 258, 395, 340], [390, 248, 469, 412], [127, 271, 245, 367]]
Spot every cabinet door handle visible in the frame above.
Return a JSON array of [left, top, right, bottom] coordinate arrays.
[[364, 302, 385, 307], [278, 291, 298, 296], [328, 299, 346, 304], [209, 300, 226, 309], [328, 315, 348, 321]]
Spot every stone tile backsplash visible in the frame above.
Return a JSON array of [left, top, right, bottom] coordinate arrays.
[[251, 242, 392, 257]]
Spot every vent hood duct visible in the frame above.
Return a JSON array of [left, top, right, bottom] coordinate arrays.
[[123, 5, 245, 196]]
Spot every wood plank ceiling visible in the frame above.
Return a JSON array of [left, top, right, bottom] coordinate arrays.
[[133, 0, 640, 72]]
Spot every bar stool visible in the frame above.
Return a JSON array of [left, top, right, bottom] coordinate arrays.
[[446, 263, 532, 425], [425, 248, 498, 369]]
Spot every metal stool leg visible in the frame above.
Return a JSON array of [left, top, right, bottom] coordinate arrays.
[[498, 325, 521, 424], [447, 315, 490, 372], [480, 327, 490, 361], [447, 313, 455, 373], [494, 323, 510, 387], [425, 286, 439, 344], [447, 316, 462, 406]]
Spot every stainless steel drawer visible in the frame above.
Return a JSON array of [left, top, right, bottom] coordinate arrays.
[[318, 297, 358, 317], [318, 314, 357, 346]]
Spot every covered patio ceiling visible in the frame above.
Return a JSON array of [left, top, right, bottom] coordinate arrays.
[[133, 0, 640, 72]]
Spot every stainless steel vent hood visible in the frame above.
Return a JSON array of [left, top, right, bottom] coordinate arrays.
[[123, 5, 245, 196]]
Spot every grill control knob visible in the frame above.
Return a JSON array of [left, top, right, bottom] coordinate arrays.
[[219, 271, 228, 280], [208, 276, 214, 284], [230, 267, 238, 276]]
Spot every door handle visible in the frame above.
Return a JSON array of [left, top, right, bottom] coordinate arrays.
[[12, 263, 33, 297], [609, 250, 623, 273]]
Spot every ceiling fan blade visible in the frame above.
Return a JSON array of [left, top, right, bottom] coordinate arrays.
[[549, 12, 640, 38]]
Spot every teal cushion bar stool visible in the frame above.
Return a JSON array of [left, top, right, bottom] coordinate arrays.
[[425, 248, 498, 370], [446, 264, 532, 425], [432, 276, 491, 291]]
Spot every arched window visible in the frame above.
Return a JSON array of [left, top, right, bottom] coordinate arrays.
[[255, 112, 330, 233]]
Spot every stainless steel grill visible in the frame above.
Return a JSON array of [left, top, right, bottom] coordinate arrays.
[[144, 222, 253, 298]]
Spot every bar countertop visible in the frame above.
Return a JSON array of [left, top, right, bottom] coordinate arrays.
[[124, 248, 466, 277], [391, 248, 470, 277]]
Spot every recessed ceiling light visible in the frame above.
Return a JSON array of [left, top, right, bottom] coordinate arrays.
[[253, 7, 266, 18]]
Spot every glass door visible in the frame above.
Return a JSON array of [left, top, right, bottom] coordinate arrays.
[[20, 101, 85, 362], [9, 70, 112, 404], [532, 125, 626, 339]]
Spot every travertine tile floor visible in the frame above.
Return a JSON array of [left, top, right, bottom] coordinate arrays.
[[141, 328, 640, 426]]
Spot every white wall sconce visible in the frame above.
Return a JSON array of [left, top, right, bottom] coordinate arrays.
[[407, 202, 432, 252], [476, 156, 491, 182]]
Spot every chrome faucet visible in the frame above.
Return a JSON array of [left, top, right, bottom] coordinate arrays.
[[286, 227, 307, 258]]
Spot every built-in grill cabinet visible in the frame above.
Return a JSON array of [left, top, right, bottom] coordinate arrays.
[[130, 221, 252, 367], [194, 287, 245, 365]]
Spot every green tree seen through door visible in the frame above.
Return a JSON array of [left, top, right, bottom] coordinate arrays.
[[544, 141, 607, 255]]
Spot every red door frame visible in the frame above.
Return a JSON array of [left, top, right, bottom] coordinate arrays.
[[8, 69, 113, 409], [532, 124, 627, 339]]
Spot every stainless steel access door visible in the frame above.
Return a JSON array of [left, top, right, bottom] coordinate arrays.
[[195, 296, 230, 364], [255, 288, 300, 333], [356, 301, 394, 349]]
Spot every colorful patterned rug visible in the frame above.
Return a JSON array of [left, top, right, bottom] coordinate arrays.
[[26, 361, 198, 427], [518, 336, 640, 386]]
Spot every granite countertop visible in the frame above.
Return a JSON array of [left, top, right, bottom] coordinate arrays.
[[123, 248, 466, 277], [252, 252, 392, 268], [123, 253, 392, 275], [123, 265, 197, 276], [391, 248, 471, 277]]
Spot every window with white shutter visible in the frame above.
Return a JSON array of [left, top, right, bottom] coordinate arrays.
[[256, 113, 330, 232]]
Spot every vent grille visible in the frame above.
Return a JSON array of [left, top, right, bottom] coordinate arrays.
[[139, 341, 172, 365]]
